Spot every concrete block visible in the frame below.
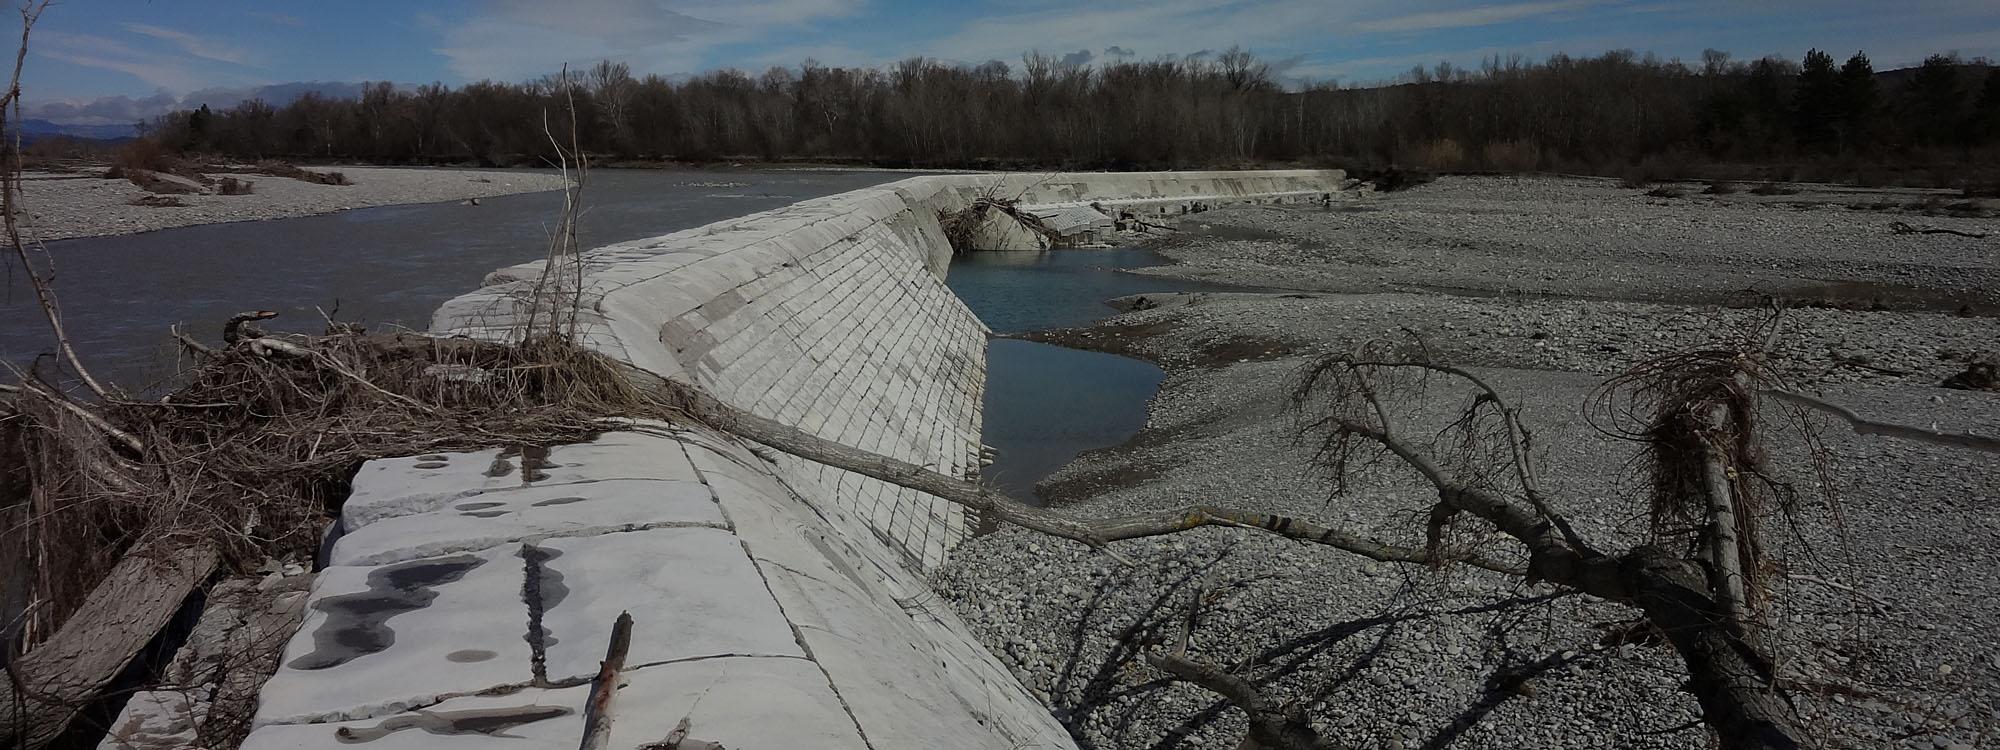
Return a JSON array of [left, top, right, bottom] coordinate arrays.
[[328, 478, 724, 566], [241, 656, 866, 750], [341, 435, 697, 530], [253, 546, 530, 725], [536, 526, 804, 681]]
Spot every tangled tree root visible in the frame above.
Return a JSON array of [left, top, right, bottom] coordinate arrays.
[[938, 194, 1059, 254]]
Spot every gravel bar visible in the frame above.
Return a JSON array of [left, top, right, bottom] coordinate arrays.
[[936, 176, 2000, 750], [20, 167, 568, 241]]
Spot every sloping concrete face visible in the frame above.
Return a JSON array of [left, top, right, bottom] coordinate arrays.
[[424, 169, 1347, 571], [236, 170, 1347, 750], [242, 423, 1073, 749]]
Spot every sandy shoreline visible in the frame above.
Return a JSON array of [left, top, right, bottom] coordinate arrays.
[[938, 177, 1999, 748], [19, 167, 570, 242]]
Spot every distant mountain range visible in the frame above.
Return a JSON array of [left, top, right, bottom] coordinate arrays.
[[19, 118, 140, 141]]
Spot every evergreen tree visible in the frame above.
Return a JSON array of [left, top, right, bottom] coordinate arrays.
[[1793, 49, 1840, 151], [1973, 68, 2000, 145], [1837, 52, 1878, 151], [1905, 54, 1963, 146]]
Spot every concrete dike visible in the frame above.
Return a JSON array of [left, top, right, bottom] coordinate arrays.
[[219, 170, 1347, 750]]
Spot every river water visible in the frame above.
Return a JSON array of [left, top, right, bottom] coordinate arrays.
[[947, 249, 1248, 504], [6, 171, 1229, 504], [0, 169, 909, 390]]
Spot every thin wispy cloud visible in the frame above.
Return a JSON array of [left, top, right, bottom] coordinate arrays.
[[37, 31, 209, 90], [436, 0, 861, 81], [1351, 0, 1601, 34], [121, 23, 256, 66]]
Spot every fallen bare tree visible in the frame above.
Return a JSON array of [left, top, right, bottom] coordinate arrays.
[[0, 13, 1986, 748]]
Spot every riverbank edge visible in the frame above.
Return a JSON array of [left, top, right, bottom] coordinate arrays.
[[22, 166, 571, 242]]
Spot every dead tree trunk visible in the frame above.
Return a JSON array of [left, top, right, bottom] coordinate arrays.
[[0, 540, 218, 749]]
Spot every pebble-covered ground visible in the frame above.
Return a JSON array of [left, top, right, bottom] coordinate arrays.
[[19, 167, 568, 241], [936, 176, 2000, 750], [1133, 175, 1998, 314]]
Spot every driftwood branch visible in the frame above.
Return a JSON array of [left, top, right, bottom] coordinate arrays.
[[1145, 576, 1328, 750], [579, 611, 633, 750], [2, 373, 144, 457], [0, 541, 219, 749], [1148, 652, 1326, 750], [1699, 403, 1751, 624], [1889, 221, 1988, 239], [170, 325, 216, 358], [649, 372, 1511, 574], [1348, 360, 1592, 553], [1, 0, 107, 402], [1762, 387, 2000, 453], [1300, 356, 1809, 750]]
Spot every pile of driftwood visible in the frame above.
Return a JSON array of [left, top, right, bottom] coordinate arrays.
[[937, 187, 1061, 254], [0, 323, 692, 746]]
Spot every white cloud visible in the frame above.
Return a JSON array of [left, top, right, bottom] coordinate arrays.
[[36, 31, 213, 91], [1349, 0, 1601, 33], [23, 82, 382, 127], [121, 22, 256, 66], [436, 0, 863, 81], [21, 90, 179, 126]]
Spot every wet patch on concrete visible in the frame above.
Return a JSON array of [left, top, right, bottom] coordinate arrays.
[[519, 544, 569, 681], [288, 555, 486, 670], [445, 649, 497, 663], [530, 496, 590, 507], [333, 706, 571, 743], [489, 445, 558, 484], [519, 445, 556, 483], [460, 510, 509, 518], [413, 462, 448, 470], [454, 502, 505, 511]]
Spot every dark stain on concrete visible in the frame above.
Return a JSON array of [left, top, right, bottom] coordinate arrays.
[[519, 544, 569, 681], [334, 706, 571, 743], [288, 555, 486, 670], [495, 445, 557, 484]]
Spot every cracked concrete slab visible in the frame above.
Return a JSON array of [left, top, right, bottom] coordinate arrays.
[[240, 655, 867, 750], [328, 477, 726, 566], [253, 547, 531, 726], [342, 434, 699, 529], [535, 526, 803, 681]]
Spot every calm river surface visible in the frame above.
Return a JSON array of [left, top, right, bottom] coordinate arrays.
[[1, 168, 911, 390], [948, 249, 1249, 504]]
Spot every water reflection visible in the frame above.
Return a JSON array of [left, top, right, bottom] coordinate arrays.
[[948, 248, 1248, 503]]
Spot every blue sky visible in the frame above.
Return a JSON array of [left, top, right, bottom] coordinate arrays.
[[24, 0, 2000, 125]]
